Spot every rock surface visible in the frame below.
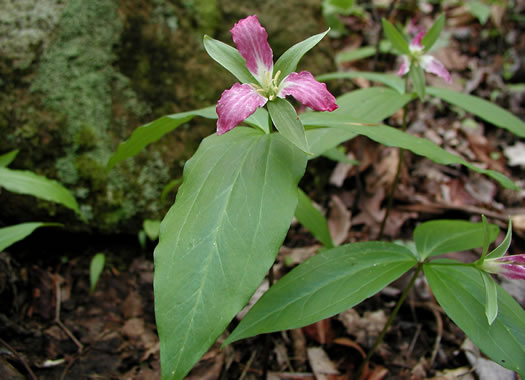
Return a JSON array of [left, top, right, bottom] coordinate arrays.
[[0, 0, 335, 232]]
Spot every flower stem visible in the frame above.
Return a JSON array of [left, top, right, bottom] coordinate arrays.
[[377, 99, 408, 240], [355, 264, 422, 379]]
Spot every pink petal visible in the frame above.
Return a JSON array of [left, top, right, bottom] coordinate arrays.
[[496, 254, 525, 264], [216, 83, 267, 135], [410, 31, 426, 50], [278, 71, 338, 112], [397, 56, 410, 76], [421, 55, 451, 83], [500, 264, 525, 280], [231, 15, 273, 82]]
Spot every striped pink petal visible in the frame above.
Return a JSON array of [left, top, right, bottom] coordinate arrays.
[[231, 15, 273, 83], [277, 71, 338, 112], [410, 31, 426, 50], [499, 263, 525, 280], [216, 83, 267, 135], [421, 55, 451, 83], [397, 56, 410, 76]]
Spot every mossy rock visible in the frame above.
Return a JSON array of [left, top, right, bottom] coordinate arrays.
[[0, 0, 335, 234]]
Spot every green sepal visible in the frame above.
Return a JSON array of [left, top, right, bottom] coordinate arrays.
[[268, 98, 311, 154], [381, 18, 410, 55]]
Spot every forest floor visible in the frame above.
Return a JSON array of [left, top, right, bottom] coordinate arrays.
[[2, 3, 525, 380]]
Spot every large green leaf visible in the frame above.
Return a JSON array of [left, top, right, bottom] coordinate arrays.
[[299, 116, 517, 189], [274, 29, 329, 79], [203, 35, 256, 84], [107, 106, 270, 171], [427, 87, 525, 138], [330, 87, 413, 122], [317, 72, 405, 94], [154, 127, 307, 380], [268, 98, 310, 153], [225, 242, 416, 344], [295, 189, 334, 248], [0, 150, 19, 167], [425, 261, 525, 376], [381, 19, 409, 55], [414, 220, 499, 261], [0, 167, 79, 214], [305, 127, 357, 158], [421, 14, 445, 52], [106, 106, 216, 170], [0, 222, 62, 252]]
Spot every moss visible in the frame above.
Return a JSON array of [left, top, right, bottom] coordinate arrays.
[[74, 154, 108, 191], [0, 0, 66, 72], [183, 0, 220, 36]]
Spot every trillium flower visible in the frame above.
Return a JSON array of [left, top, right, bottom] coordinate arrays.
[[397, 31, 451, 83], [216, 15, 338, 135], [481, 254, 525, 281]]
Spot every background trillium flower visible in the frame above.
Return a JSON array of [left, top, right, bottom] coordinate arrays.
[[397, 31, 451, 83], [216, 15, 338, 135], [481, 253, 525, 280]]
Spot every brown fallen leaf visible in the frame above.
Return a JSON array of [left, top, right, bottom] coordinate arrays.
[[328, 195, 351, 246], [307, 347, 339, 380]]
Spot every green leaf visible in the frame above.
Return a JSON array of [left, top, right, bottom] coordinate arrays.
[[468, 0, 491, 24], [334, 46, 376, 64], [160, 178, 182, 202], [154, 127, 307, 380], [275, 29, 329, 80], [330, 87, 414, 122], [203, 35, 256, 84], [298, 117, 518, 190], [381, 18, 409, 55], [421, 14, 445, 52], [0, 222, 62, 252], [0, 167, 79, 214], [305, 127, 357, 159], [143, 219, 161, 240], [414, 220, 499, 261], [90, 253, 105, 294], [321, 146, 359, 165], [409, 64, 426, 100], [106, 106, 216, 171], [317, 71, 405, 94], [268, 98, 311, 154], [0, 150, 19, 167], [245, 107, 270, 134], [481, 271, 498, 325], [295, 188, 334, 248], [427, 87, 525, 138], [425, 261, 525, 376], [487, 218, 512, 259], [225, 242, 416, 344]]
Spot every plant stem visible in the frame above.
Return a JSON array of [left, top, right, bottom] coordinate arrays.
[[377, 77, 409, 240], [355, 264, 422, 379]]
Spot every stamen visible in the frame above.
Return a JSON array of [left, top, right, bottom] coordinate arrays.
[[273, 70, 281, 85]]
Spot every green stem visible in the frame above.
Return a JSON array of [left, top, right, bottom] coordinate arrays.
[[267, 106, 273, 133], [356, 264, 422, 379], [377, 89, 408, 240]]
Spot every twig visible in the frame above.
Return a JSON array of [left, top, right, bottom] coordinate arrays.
[[53, 274, 84, 352], [238, 350, 257, 380], [356, 265, 423, 379], [0, 336, 38, 380]]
